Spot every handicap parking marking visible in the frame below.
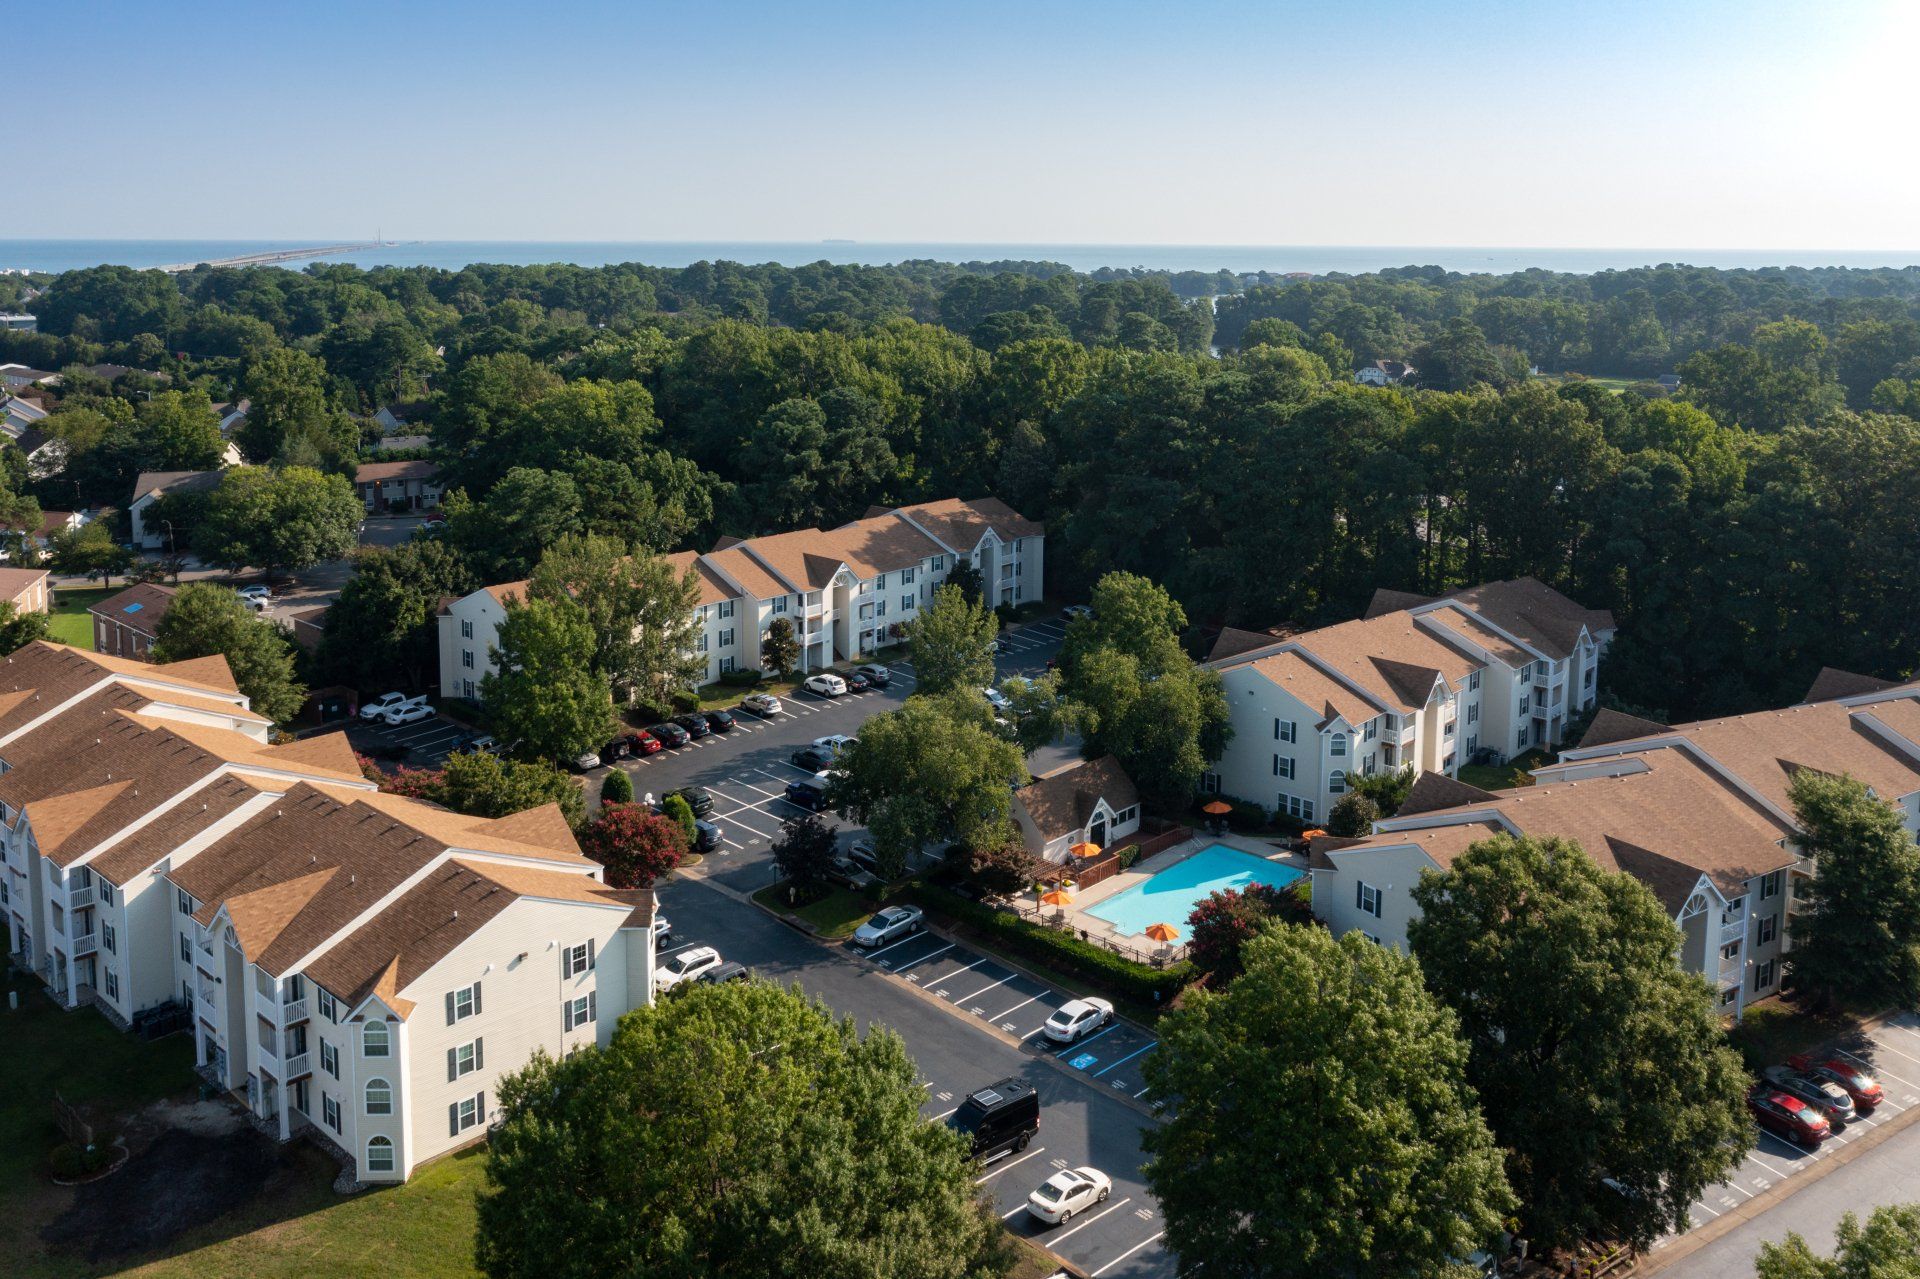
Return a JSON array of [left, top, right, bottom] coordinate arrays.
[[1068, 1051, 1100, 1070]]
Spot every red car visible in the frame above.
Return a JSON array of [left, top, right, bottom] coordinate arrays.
[[1789, 1054, 1885, 1111], [622, 730, 664, 757], [1748, 1088, 1831, 1149]]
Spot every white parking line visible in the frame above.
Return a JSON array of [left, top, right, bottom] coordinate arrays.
[[955, 973, 1018, 1006], [1051, 1198, 1131, 1244], [708, 803, 782, 836], [1001, 1204, 1028, 1220], [1056, 1024, 1120, 1058], [1861, 1035, 1920, 1072], [893, 943, 956, 974], [976, 1146, 1048, 1183], [992, 994, 1044, 1022], [926, 956, 992, 992], [1839, 1047, 1920, 1089], [932, 1106, 960, 1121], [1092, 1230, 1165, 1276], [864, 932, 937, 960]]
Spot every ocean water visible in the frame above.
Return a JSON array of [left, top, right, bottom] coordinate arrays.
[[5, 240, 1920, 277]]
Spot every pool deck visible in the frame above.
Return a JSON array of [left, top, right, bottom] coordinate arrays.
[[1037, 833, 1308, 959]]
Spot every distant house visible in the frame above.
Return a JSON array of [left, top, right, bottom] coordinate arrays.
[[374, 434, 431, 453], [1, 393, 47, 438], [10, 427, 67, 480], [130, 469, 225, 549], [1656, 374, 1683, 393], [81, 363, 167, 384], [1355, 359, 1417, 387], [89, 582, 176, 659], [354, 459, 443, 512], [0, 364, 57, 390], [0, 565, 50, 615], [0, 313, 36, 332], [1011, 755, 1143, 862], [7, 508, 86, 554], [288, 604, 329, 652]]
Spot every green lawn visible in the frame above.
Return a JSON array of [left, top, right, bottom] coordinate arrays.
[[753, 882, 876, 938], [1457, 749, 1551, 793], [1726, 995, 1873, 1073], [48, 587, 117, 649]]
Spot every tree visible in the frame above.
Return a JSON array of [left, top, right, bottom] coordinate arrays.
[[1755, 1203, 1920, 1279], [1070, 648, 1230, 813], [48, 520, 134, 586], [963, 830, 1041, 896], [237, 347, 358, 466], [760, 616, 801, 678], [833, 693, 1028, 877], [1143, 925, 1514, 1277], [1785, 770, 1920, 1010], [1000, 670, 1069, 754], [480, 595, 618, 765], [579, 801, 686, 888], [1061, 571, 1189, 677], [1346, 765, 1416, 817], [904, 583, 996, 697], [1327, 791, 1381, 837], [600, 768, 633, 805], [135, 389, 226, 471], [477, 980, 995, 1279], [442, 467, 584, 582], [661, 792, 697, 847], [529, 535, 704, 701], [1185, 882, 1312, 985], [150, 583, 307, 723], [1408, 834, 1752, 1250], [0, 602, 50, 655], [437, 750, 586, 830], [319, 540, 475, 691], [940, 558, 986, 607], [193, 465, 361, 576], [771, 812, 840, 895]]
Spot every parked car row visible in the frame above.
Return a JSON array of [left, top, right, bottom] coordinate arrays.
[[941, 1077, 1109, 1227], [1747, 1054, 1883, 1149], [360, 691, 433, 725], [653, 943, 751, 994], [801, 664, 893, 698]]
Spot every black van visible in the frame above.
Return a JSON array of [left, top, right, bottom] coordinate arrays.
[[946, 1078, 1040, 1160]]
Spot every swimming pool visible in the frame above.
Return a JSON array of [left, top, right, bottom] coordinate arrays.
[[1084, 844, 1304, 937]]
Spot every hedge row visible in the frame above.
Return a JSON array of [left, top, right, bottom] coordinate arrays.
[[903, 884, 1194, 1006]]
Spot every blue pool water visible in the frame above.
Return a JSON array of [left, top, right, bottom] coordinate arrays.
[[1085, 844, 1304, 937]]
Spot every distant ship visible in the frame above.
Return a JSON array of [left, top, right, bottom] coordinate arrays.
[[822, 238, 856, 244]]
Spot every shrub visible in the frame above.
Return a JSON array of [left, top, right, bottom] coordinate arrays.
[[717, 668, 765, 688], [49, 1143, 86, 1179], [1197, 794, 1270, 831], [1327, 791, 1381, 837], [1187, 882, 1314, 984], [600, 769, 633, 805], [1115, 844, 1142, 871], [903, 883, 1194, 1005], [580, 802, 686, 887], [662, 793, 697, 846], [964, 832, 1042, 895]]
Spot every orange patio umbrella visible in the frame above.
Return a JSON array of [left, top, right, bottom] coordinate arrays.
[[1301, 828, 1328, 841], [1201, 800, 1233, 816], [1069, 841, 1102, 859], [1039, 888, 1075, 907], [1143, 922, 1181, 943]]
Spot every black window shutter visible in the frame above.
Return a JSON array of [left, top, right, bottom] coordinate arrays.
[[448, 1101, 459, 1137], [446, 1047, 456, 1083], [472, 981, 482, 1016], [561, 948, 572, 979], [444, 991, 455, 1025], [1355, 881, 1364, 910], [587, 938, 595, 970], [478, 1091, 487, 1124], [588, 990, 597, 1022], [475, 1037, 484, 1071]]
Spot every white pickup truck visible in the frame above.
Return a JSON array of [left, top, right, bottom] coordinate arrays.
[[359, 692, 427, 721]]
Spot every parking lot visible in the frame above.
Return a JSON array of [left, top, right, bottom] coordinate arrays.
[[1652, 1012, 1920, 1253], [858, 926, 1164, 1102], [345, 712, 476, 770]]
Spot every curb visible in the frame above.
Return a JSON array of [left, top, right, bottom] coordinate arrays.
[[1639, 1009, 1912, 1275]]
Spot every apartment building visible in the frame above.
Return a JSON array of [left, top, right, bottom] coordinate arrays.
[[0, 643, 370, 1024], [1311, 668, 1920, 1020], [167, 783, 654, 1182], [1205, 578, 1614, 825], [437, 497, 1045, 700]]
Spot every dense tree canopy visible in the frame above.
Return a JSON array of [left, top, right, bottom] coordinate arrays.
[[150, 583, 307, 723], [1785, 770, 1920, 1010]]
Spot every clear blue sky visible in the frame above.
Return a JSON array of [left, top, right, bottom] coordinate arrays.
[[17, 0, 1913, 248]]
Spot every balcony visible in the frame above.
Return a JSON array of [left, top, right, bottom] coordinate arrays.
[[283, 1051, 312, 1079], [68, 885, 95, 910], [198, 976, 216, 1005], [1716, 965, 1741, 990], [71, 930, 98, 958], [1719, 916, 1745, 945], [282, 998, 309, 1024]]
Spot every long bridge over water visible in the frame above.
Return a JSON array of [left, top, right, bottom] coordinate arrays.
[[155, 242, 399, 273]]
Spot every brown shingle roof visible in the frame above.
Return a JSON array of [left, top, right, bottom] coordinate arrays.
[[702, 544, 794, 600], [1013, 755, 1139, 842], [1805, 667, 1897, 704], [0, 643, 244, 741], [1439, 577, 1616, 660], [889, 497, 1044, 551], [1579, 707, 1669, 749], [0, 566, 48, 602], [1365, 588, 1438, 618], [89, 582, 176, 635], [1398, 771, 1500, 816], [1243, 649, 1384, 728], [90, 774, 267, 886], [353, 460, 440, 484], [1208, 626, 1285, 662], [132, 470, 223, 503], [1282, 614, 1480, 715], [661, 550, 739, 608]]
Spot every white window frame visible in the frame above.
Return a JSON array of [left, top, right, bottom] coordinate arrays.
[[365, 1135, 395, 1172], [1356, 881, 1382, 918], [365, 1077, 393, 1115], [362, 1020, 391, 1058]]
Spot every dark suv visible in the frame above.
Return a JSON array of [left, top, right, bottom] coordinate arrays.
[[650, 721, 690, 748], [946, 1078, 1040, 1160], [672, 713, 711, 739], [791, 745, 836, 772], [664, 786, 714, 818]]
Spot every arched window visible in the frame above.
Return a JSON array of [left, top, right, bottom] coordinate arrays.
[[365, 1078, 392, 1115], [365, 1135, 395, 1173], [1329, 770, 1348, 795], [1330, 733, 1348, 757], [362, 1020, 389, 1057]]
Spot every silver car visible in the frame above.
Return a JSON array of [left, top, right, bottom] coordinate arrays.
[[850, 905, 924, 948]]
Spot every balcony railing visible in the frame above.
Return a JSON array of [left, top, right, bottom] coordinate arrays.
[[198, 976, 216, 1005], [68, 886, 95, 910], [283, 1051, 312, 1079], [71, 930, 97, 958], [282, 998, 309, 1024], [1719, 917, 1745, 944]]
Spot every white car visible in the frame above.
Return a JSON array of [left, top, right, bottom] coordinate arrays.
[[804, 673, 848, 697], [360, 692, 422, 721], [850, 905, 924, 948], [382, 702, 435, 726], [651, 917, 673, 949], [1027, 1166, 1111, 1225], [982, 687, 1012, 712], [1061, 604, 1093, 622], [1042, 998, 1115, 1044], [812, 734, 858, 754], [741, 692, 783, 716], [656, 945, 722, 992], [236, 585, 272, 611]]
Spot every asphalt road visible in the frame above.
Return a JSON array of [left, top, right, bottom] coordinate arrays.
[[656, 874, 1176, 1278]]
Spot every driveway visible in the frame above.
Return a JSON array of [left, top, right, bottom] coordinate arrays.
[[655, 876, 1175, 1278], [345, 713, 474, 770]]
